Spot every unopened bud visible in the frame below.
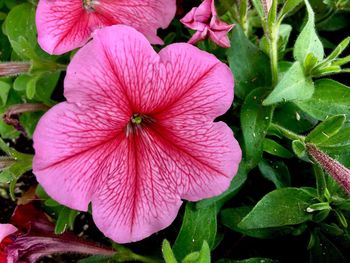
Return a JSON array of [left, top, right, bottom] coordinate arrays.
[[307, 144, 350, 195], [0, 62, 31, 77]]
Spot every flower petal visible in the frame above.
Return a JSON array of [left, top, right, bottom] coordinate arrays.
[[96, 0, 176, 44], [0, 224, 17, 242], [36, 0, 107, 55], [33, 102, 128, 211], [156, 43, 234, 119]]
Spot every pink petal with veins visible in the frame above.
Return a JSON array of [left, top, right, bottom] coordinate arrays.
[[33, 25, 241, 243], [36, 0, 176, 55]]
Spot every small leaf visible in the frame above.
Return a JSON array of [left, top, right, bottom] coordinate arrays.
[[238, 188, 315, 229], [54, 206, 79, 234], [263, 138, 293, 158], [227, 25, 271, 99], [263, 61, 314, 105], [279, 0, 304, 19], [306, 202, 331, 212], [162, 240, 178, 263], [173, 203, 217, 261], [306, 115, 346, 145], [196, 241, 210, 263], [0, 81, 11, 107], [293, 0, 324, 64], [292, 140, 306, 157], [295, 79, 350, 120], [241, 88, 273, 169]]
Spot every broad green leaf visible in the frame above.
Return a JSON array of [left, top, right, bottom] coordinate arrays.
[[263, 61, 314, 105], [173, 203, 217, 261], [238, 188, 316, 229], [273, 102, 317, 133], [262, 138, 293, 158], [295, 79, 350, 120], [221, 207, 297, 239], [241, 88, 273, 169], [309, 231, 346, 263], [258, 159, 291, 188], [306, 114, 346, 145], [227, 25, 271, 99], [293, 0, 324, 63], [196, 161, 248, 209], [4, 3, 37, 59], [162, 240, 178, 263], [318, 126, 350, 148]]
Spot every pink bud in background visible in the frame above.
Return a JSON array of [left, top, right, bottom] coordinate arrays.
[[180, 0, 234, 48]]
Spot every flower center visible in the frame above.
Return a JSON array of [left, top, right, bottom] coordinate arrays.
[[131, 113, 142, 125], [126, 113, 154, 137], [83, 0, 95, 11]]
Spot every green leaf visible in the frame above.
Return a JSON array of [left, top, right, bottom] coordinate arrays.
[[273, 102, 317, 134], [241, 88, 273, 169], [258, 159, 291, 188], [238, 188, 315, 229], [196, 161, 248, 209], [262, 138, 293, 158], [195, 241, 210, 263], [295, 79, 350, 121], [251, 0, 265, 20], [54, 206, 79, 234], [0, 169, 15, 183], [293, 0, 324, 64], [263, 61, 314, 105], [162, 240, 178, 263], [0, 80, 11, 107], [306, 115, 346, 145], [173, 203, 217, 261], [279, 0, 304, 19], [292, 140, 306, 157], [318, 126, 350, 148], [309, 231, 346, 263], [227, 25, 271, 99], [4, 3, 37, 59], [220, 207, 297, 239]]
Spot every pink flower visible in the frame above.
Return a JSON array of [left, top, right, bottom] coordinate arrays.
[[33, 25, 242, 243], [36, 0, 176, 55], [180, 0, 234, 48], [0, 203, 115, 263]]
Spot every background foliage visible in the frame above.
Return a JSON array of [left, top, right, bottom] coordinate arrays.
[[1, 0, 350, 262]]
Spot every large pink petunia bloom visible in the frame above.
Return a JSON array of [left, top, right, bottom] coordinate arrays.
[[33, 25, 242, 243], [36, 0, 176, 55], [180, 0, 234, 48]]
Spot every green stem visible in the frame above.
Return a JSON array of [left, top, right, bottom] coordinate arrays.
[[313, 164, 327, 201], [269, 27, 279, 87], [269, 123, 306, 141], [239, 0, 249, 36]]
